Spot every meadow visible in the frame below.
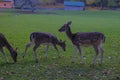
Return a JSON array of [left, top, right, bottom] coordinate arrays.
[[0, 10, 120, 80]]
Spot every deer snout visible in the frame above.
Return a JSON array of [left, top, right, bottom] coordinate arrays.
[[62, 48, 65, 51], [58, 29, 61, 32], [58, 28, 63, 32], [62, 46, 66, 52], [13, 58, 17, 63]]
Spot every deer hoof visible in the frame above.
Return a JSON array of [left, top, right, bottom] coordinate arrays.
[[90, 64, 95, 68], [71, 61, 75, 63], [58, 56, 61, 59], [99, 63, 103, 66], [35, 60, 38, 63], [22, 55, 24, 58]]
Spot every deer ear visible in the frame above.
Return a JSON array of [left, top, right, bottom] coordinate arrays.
[[67, 21, 72, 25], [15, 47, 18, 51]]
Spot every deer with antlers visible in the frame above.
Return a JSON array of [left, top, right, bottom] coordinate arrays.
[[0, 33, 17, 63], [58, 21, 105, 66], [23, 32, 66, 62]]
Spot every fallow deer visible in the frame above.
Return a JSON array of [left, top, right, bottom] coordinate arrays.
[[23, 32, 66, 62], [58, 21, 105, 66], [0, 33, 17, 63]]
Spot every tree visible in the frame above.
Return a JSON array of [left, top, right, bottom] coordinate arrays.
[[15, 0, 40, 12], [13, 0, 17, 6], [115, 0, 120, 7], [85, 0, 95, 5], [99, 0, 102, 9], [55, 0, 64, 3], [99, 0, 108, 10], [108, 0, 117, 8]]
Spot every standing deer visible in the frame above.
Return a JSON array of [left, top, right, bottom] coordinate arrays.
[[23, 32, 66, 62], [0, 33, 17, 63], [58, 21, 105, 66]]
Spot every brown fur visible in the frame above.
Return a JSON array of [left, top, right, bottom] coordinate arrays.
[[23, 32, 66, 62], [59, 21, 105, 65], [0, 33, 17, 63]]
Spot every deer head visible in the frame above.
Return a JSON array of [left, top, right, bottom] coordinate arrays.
[[11, 48, 17, 63], [59, 21, 72, 32], [58, 40, 66, 51]]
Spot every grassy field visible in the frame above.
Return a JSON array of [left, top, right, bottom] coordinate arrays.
[[0, 10, 120, 80]]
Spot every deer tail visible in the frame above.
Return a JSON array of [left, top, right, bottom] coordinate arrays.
[[30, 32, 36, 42], [102, 35, 105, 43]]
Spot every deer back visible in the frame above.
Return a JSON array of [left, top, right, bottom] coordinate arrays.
[[30, 32, 59, 44], [73, 32, 105, 46]]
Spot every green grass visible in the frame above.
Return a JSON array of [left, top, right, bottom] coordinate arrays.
[[0, 10, 120, 80]]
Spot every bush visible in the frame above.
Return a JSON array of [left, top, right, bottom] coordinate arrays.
[[108, 0, 117, 7]]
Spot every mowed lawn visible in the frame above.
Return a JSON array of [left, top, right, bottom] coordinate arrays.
[[0, 10, 120, 80]]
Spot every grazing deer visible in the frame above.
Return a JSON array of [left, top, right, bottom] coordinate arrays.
[[58, 21, 105, 66], [0, 33, 17, 63], [23, 32, 66, 62]]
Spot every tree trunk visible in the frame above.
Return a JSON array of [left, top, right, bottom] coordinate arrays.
[[100, 0, 103, 10]]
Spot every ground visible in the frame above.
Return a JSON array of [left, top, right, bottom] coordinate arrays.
[[0, 9, 120, 80]]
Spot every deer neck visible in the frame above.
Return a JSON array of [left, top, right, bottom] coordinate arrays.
[[6, 42, 14, 53], [66, 27, 73, 40]]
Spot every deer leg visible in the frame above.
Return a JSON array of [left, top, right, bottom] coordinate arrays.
[[23, 42, 34, 58], [99, 47, 104, 64], [77, 45, 84, 64], [0, 48, 9, 63], [53, 44, 60, 58], [91, 46, 99, 65], [72, 46, 79, 62], [33, 45, 39, 63], [45, 45, 49, 59]]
